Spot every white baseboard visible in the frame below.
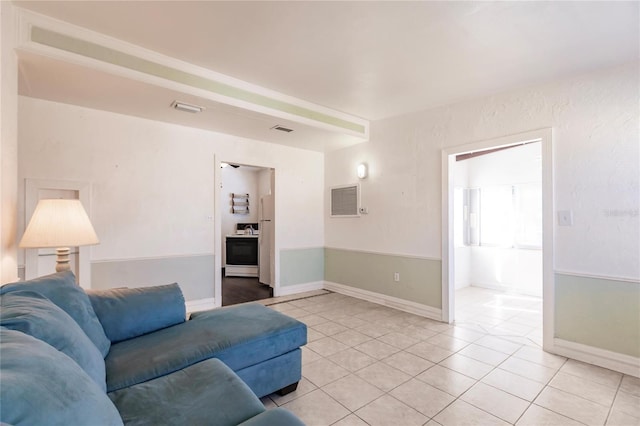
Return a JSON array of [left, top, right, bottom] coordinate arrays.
[[276, 281, 325, 297], [185, 298, 216, 313], [324, 281, 442, 321], [553, 338, 640, 378]]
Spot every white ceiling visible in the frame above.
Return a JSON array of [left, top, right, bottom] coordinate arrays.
[[14, 1, 640, 148]]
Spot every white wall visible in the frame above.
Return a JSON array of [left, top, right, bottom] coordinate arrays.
[[326, 63, 639, 282], [18, 96, 325, 290]]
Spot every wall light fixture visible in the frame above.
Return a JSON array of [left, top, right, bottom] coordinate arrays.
[[357, 163, 368, 179]]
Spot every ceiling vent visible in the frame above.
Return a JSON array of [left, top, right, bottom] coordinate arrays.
[[271, 125, 293, 133], [171, 101, 204, 113]]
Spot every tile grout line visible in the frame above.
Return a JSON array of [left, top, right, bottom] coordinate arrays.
[[603, 372, 625, 426]]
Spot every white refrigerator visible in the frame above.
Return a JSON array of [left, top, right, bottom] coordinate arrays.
[[259, 195, 274, 287]]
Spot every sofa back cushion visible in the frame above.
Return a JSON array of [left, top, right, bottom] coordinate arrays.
[[0, 291, 106, 391], [87, 283, 186, 343], [0, 271, 111, 357], [0, 328, 123, 426]]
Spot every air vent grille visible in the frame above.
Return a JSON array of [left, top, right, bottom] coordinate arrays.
[[271, 125, 294, 133], [330, 184, 360, 217]]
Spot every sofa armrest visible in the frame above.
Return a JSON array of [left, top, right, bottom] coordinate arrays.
[[87, 283, 185, 343]]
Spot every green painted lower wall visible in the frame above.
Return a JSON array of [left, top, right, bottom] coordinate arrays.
[[279, 248, 325, 287], [325, 248, 442, 309], [555, 273, 640, 358]]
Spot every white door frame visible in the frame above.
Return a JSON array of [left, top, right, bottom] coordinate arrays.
[[441, 128, 554, 352]]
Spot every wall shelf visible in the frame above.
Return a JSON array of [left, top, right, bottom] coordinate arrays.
[[231, 193, 249, 215]]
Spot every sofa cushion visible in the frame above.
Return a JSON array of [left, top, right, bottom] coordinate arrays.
[[0, 271, 110, 357], [108, 358, 265, 426], [105, 303, 306, 392], [87, 284, 186, 343], [0, 328, 122, 426], [238, 408, 306, 426], [0, 291, 106, 391]]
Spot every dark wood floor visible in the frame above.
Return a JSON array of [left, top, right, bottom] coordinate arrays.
[[222, 273, 273, 306]]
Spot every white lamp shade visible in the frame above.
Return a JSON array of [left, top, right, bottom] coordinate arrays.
[[20, 199, 99, 248]]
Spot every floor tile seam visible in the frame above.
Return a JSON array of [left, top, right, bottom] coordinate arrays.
[[354, 365, 414, 394], [510, 350, 564, 370], [457, 390, 532, 425], [604, 374, 628, 424], [301, 367, 348, 389], [508, 318, 543, 328], [486, 328, 537, 339], [528, 402, 591, 425], [453, 320, 493, 334], [329, 412, 371, 426], [425, 330, 474, 352], [422, 396, 458, 425], [412, 376, 475, 399], [441, 389, 517, 426], [472, 336, 524, 355], [557, 366, 624, 392], [547, 375, 619, 408], [534, 373, 613, 426], [387, 383, 456, 423], [335, 343, 384, 368], [441, 350, 496, 373], [480, 373, 549, 405], [285, 387, 349, 421], [332, 335, 375, 348], [433, 353, 493, 382], [357, 392, 429, 423], [316, 384, 368, 418]]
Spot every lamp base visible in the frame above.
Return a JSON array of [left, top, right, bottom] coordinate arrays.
[[55, 247, 71, 272]]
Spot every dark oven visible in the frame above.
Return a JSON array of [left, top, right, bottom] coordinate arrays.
[[226, 237, 258, 266]]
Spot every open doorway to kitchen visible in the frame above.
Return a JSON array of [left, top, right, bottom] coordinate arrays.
[[219, 162, 275, 306], [442, 129, 554, 352]]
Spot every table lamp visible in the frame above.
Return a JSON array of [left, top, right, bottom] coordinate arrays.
[[19, 199, 99, 273]]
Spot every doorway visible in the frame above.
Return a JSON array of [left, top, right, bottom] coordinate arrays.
[[218, 162, 275, 306], [442, 129, 554, 352]]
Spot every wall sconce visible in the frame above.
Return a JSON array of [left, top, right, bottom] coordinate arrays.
[[357, 163, 368, 179]]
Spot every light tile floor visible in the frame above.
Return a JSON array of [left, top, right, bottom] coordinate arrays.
[[259, 287, 640, 426]]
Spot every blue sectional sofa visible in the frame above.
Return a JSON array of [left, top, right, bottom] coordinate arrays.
[[0, 271, 306, 426]]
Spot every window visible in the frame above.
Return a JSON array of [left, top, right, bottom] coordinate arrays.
[[458, 183, 541, 249], [480, 185, 514, 247], [514, 183, 543, 248]]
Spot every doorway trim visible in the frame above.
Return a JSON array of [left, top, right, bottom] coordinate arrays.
[[441, 128, 554, 351]]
